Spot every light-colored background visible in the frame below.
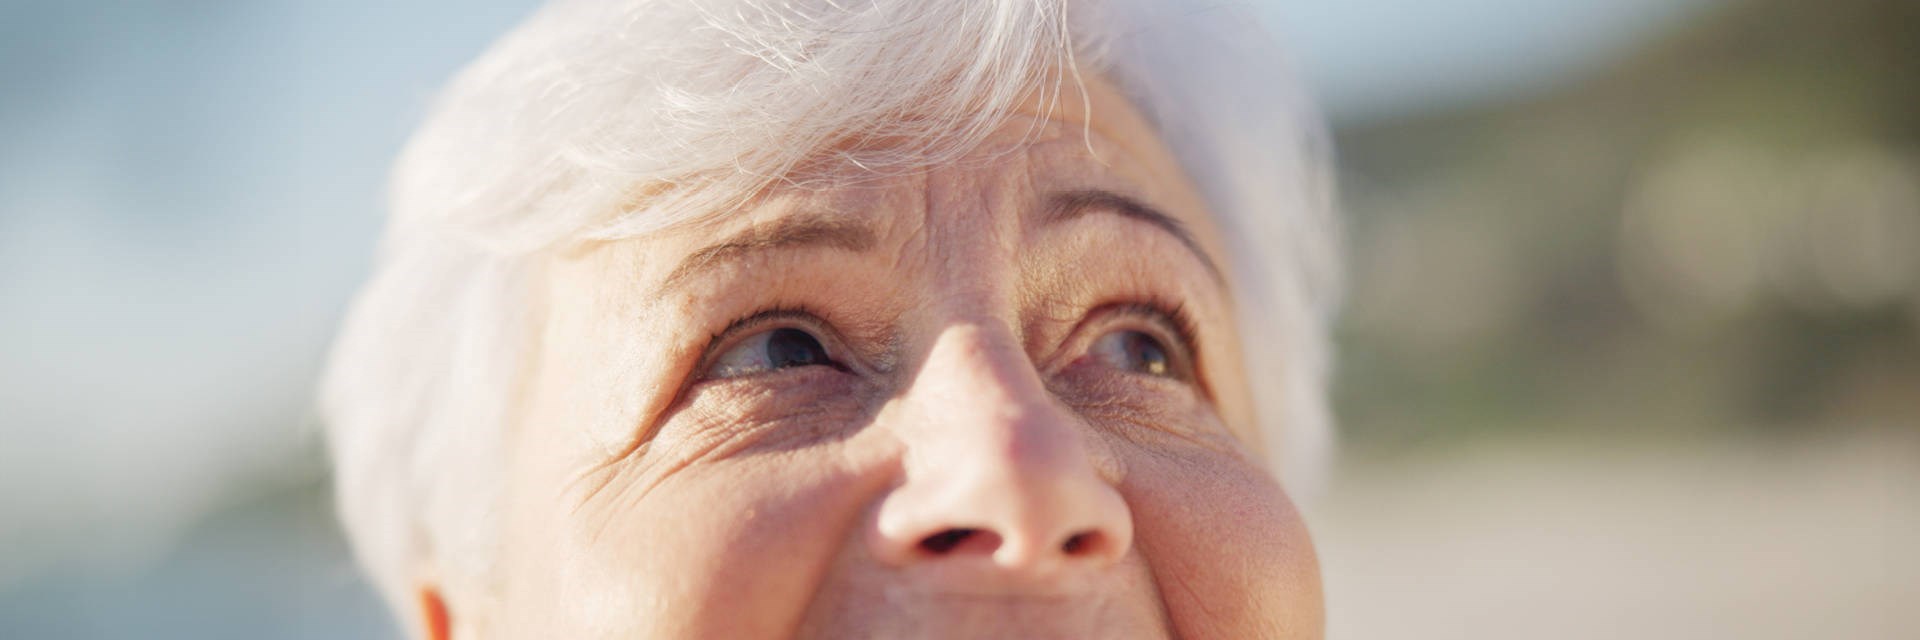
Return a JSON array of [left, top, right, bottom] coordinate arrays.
[[3, 0, 1913, 637]]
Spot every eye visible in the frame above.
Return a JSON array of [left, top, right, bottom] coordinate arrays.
[[704, 327, 837, 380], [1089, 329, 1176, 378]]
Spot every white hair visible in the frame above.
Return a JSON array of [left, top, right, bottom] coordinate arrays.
[[322, 0, 1341, 619]]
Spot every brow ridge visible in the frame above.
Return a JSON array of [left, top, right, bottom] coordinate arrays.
[[662, 214, 878, 289], [1044, 189, 1227, 284], [662, 190, 1222, 291]]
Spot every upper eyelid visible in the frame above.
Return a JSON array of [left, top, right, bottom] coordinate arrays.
[[1085, 300, 1208, 390], [695, 308, 835, 374], [696, 301, 1207, 389], [1099, 301, 1200, 360]]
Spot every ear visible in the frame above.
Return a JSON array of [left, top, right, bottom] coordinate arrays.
[[417, 586, 453, 640]]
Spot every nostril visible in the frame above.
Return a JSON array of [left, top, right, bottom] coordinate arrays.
[[920, 528, 974, 554], [1060, 530, 1105, 557], [918, 528, 1001, 555]]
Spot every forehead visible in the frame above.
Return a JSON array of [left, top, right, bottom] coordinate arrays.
[[649, 72, 1230, 272]]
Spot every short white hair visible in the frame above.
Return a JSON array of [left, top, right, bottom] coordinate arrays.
[[322, 0, 1341, 617]]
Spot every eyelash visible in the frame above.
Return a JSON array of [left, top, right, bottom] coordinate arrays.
[[1095, 298, 1203, 376], [693, 299, 1202, 381], [694, 306, 838, 375]]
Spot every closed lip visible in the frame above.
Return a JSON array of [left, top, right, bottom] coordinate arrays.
[[877, 554, 1137, 598]]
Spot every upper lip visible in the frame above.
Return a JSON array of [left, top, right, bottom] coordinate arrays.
[[882, 555, 1113, 597]]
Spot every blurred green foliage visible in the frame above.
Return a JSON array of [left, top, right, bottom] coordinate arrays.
[[1331, 0, 1920, 448]]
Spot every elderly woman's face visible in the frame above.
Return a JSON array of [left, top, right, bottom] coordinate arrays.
[[480, 77, 1321, 638]]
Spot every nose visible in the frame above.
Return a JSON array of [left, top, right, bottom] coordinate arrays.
[[870, 323, 1133, 578]]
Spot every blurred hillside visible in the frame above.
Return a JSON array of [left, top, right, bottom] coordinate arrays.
[[1332, 0, 1920, 449], [1316, 6, 1917, 636]]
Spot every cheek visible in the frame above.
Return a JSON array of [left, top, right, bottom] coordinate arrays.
[[501, 446, 888, 639], [1123, 452, 1324, 639]]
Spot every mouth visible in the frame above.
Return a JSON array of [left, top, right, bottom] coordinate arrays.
[[792, 556, 1173, 640], [795, 591, 1171, 640]]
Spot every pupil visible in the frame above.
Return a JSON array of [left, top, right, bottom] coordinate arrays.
[[766, 328, 826, 368], [1127, 332, 1169, 376]]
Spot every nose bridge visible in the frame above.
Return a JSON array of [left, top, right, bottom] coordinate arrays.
[[907, 321, 1085, 473], [919, 322, 1062, 455], [873, 322, 1132, 574]]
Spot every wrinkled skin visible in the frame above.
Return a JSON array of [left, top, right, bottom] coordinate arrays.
[[442, 75, 1323, 639]]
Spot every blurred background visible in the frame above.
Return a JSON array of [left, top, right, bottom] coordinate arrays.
[[0, 0, 1913, 637]]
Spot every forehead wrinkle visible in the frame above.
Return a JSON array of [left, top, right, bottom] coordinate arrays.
[[659, 213, 879, 292], [915, 163, 1012, 279]]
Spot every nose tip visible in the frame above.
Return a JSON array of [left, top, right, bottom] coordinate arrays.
[[871, 323, 1134, 578], [875, 476, 1128, 576], [872, 458, 1135, 576]]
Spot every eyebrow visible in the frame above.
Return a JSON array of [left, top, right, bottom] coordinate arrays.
[[660, 189, 1225, 290], [1045, 189, 1227, 284], [661, 213, 878, 289]]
